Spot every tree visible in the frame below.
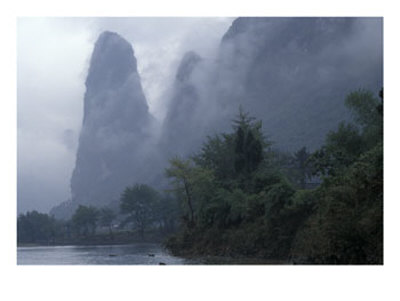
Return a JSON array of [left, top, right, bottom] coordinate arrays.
[[71, 205, 99, 237], [345, 89, 382, 131], [309, 89, 382, 177], [233, 107, 266, 176], [17, 211, 58, 244], [310, 122, 363, 176], [165, 158, 197, 226], [291, 143, 383, 263], [194, 134, 236, 185], [120, 184, 159, 239], [291, 89, 383, 264], [99, 207, 116, 237], [293, 146, 312, 189], [166, 155, 217, 228], [344, 89, 382, 152], [165, 109, 300, 258], [194, 108, 271, 193], [153, 194, 180, 234]]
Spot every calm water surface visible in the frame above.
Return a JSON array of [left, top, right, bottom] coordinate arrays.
[[17, 243, 196, 265]]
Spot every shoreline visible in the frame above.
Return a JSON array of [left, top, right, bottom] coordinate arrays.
[[17, 240, 164, 248], [17, 242, 291, 264]]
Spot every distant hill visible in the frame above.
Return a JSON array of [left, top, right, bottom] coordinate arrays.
[[164, 17, 383, 153], [51, 18, 383, 219]]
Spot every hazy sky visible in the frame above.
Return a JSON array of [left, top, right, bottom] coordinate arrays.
[[17, 17, 233, 214]]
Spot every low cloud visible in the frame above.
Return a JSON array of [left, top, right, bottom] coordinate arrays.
[[17, 17, 233, 214]]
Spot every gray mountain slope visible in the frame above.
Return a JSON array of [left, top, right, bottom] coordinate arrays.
[[51, 18, 383, 219], [160, 51, 204, 158], [159, 18, 382, 161], [51, 31, 157, 219], [210, 17, 383, 151]]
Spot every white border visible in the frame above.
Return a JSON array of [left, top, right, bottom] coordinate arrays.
[[2, 1, 398, 301]]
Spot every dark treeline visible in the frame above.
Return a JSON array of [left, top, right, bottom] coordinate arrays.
[[17, 189, 180, 246], [164, 89, 383, 264], [18, 88, 383, 264]]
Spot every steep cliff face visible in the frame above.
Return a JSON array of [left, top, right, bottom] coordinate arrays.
[[211, 17, 383, 151], [51, 18, 383, 219], [160, 51, 205, 158], [159, 18, 383, 159], [70, 31, 155, 209]]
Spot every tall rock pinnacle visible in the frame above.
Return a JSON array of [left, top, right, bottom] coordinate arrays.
[[70, 31, 154, 209], [160, 51, 205, 158]]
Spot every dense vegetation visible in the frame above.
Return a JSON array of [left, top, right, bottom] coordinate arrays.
[[17, 211, 61, 245], [18, 89, 383, 264], [164, 89, 383, 264], [17, 191, 179, 245]]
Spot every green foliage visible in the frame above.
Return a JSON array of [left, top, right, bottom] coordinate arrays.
[[310, 89, 383, 177], [291, 89, 383, 264], [17, 211, 59, 244], [264, 181, 296, 216], [310, 123, 363, 176], [18, 194, 178, 245], [71, 205, 99, 237], [194, 134, 236, 185], [292, 147, 312, 188], [99, 208, 116, 227], [194, 108, 273, 194], [166, 157, 217, 226], [166, 90, 382, 264], [153, 194, 180, 234], [345, 89, 381, 130], [233, 108, 267, 176], [120, 184, 160, 239], [166, 108, 305, 259], [99, 207, 116, 235], [292, 144, 383, 263]]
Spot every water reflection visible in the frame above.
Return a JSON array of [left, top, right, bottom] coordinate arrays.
[[17, 243, 193, 265]]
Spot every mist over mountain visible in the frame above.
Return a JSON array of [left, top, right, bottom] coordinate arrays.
[[51, 17, 383, 218], [160, 51, 204, 158], [159, 17, 382, 158], [208, 17, 383, 151], [51, 31, 159, 218]]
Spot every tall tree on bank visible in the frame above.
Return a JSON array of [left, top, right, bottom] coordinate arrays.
[[310, 89, 382, 177], [17, 211, 58, 244], [120, 184, 159, 240], [292, 89, 383, 264], [165, 90, 383, 264], [71, 205, 99, 237], [165, 158, 196, 226], [99, 207, 116, 238], [233, 107, 266, 176], [293, 146, 311, 189], [165, 158, 215, 227]]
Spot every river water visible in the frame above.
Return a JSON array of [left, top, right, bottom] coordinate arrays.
[[17, 243, 196, 265]]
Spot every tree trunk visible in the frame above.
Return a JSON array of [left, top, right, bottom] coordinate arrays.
[[183, 178, 195, 225]]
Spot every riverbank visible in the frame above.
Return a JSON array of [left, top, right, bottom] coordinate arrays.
[[18, 230, 292, 264], [18, 242, 293, 264], [182, 254, 290, 265], [17, 243, 191, 265]]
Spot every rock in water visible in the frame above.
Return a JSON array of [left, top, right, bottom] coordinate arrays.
[[68, 31, 155, 212]]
